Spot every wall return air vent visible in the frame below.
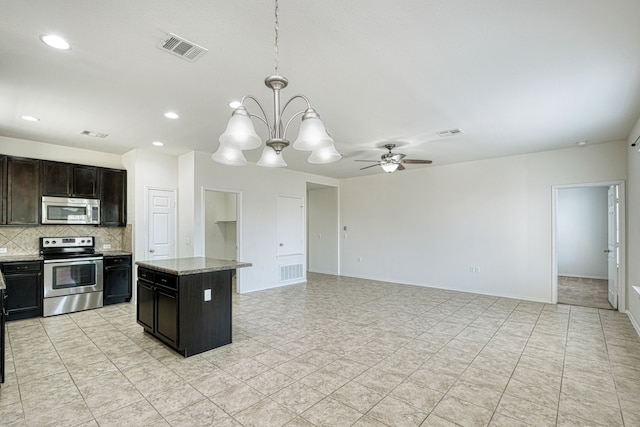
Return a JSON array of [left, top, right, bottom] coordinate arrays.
[[436, 128, 464, 137], [157, 33, 208, 62]]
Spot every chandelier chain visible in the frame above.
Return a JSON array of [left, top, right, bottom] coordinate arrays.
[[274, 0, 279, 75]]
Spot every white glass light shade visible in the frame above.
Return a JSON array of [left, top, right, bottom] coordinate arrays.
[[219, 113, 262, 150], [381, 162, 399, 173], [307, 144, 342, 164], [257, 146, 287, 167], [292, 117, 334, 151], [211, 145, 247, 166]]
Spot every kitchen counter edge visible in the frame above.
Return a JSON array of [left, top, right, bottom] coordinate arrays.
[[136, 257, 252, 276]]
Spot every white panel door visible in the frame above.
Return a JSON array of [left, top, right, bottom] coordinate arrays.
[[147, 188, 176, 260], [607, 185, 618, 309], [277, 195, 304, 257]]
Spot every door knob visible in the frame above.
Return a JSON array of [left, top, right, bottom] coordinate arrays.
[[149, 249, 155, 253], [604, 249, 612, 253]]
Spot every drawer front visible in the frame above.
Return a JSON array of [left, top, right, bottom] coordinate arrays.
[[137, 267, 155, 283], [105, 256, 132, 267], [155, 272, 177, 290], [1, 262, 42, 274]]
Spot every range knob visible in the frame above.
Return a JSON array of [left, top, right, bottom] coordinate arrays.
[[52, 240, 57, 244], [44, 240, 50, 245]]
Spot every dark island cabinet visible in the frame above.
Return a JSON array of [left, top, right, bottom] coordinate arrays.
[[0, 261, 43, 320], [99, 168, 126, 226], [6, 157, 40, 225], [41, 161, 98, 198], [136, 267, 232, 357], [0, 156, 6, 224], [103, 255, 132, 305]]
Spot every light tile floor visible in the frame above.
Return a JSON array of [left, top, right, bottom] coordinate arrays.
[[1, 273, 640, 426]]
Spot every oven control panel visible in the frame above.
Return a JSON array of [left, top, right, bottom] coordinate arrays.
[[41, 236, 94, 248]]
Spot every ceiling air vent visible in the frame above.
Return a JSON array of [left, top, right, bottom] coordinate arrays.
[[157, 32, 208, 62], [80, 130, 109, 138], [436, 128, 464, 137]]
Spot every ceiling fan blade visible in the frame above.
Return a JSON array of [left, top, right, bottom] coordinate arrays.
[[359, 164, 380, 170], [402, 159, 433, 164], [354, 159, 380, 162]]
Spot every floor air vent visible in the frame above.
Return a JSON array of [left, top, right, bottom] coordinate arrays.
[[157, 33, 208, 62], [280, 264, 304, 283]]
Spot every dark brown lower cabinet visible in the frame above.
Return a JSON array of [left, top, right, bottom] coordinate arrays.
[[136, 267, 231, 357], [1, 261, 43, 320], [1, 287, 5, 385]]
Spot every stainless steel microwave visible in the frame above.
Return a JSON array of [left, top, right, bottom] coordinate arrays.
[[41, 196, 100, 225]]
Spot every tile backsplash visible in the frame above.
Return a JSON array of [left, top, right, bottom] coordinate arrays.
[[0, 225, 132, 257]]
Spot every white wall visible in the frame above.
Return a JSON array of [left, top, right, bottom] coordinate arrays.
[[626, 117, 640, 333], [308, 186, 339, 275], [188, 151, 339, 293], [0, 136, 123, 169], [557, 187, 608, 278], [204, 191, 237, 260], [123, 149, 179, 264], [340, 141, 627, 303]]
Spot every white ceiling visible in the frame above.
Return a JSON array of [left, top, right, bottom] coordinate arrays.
[[1, 0, 639, 179]]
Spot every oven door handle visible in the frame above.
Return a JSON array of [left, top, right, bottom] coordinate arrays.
[[44, 256, 104, 264]]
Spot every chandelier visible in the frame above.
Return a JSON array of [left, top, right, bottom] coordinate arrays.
[[212, 0, 341, 167]]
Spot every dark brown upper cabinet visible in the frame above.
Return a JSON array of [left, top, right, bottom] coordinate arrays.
[[99, 168, 127, 226], [6, 157, 40, 225], [41, 161, 98, 198]]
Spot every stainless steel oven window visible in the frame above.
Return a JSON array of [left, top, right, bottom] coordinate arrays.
[[52, 263, 97, 289]]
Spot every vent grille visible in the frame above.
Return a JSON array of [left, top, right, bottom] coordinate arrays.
[[280, 264, 304, 283], [80, 130, 109, 138], [436, 128, 464, 137], [158, 33, 208, 62]]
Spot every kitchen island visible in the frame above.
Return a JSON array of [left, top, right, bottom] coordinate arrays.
[[135, 257, 251, 357]]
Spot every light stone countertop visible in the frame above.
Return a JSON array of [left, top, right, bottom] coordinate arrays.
[[135, 257, 252, 276]]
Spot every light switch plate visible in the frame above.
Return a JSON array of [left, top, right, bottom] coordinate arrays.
[[0, 248, 7, 253], [103, 244, 112, 249], [204, 289, 211, 301]]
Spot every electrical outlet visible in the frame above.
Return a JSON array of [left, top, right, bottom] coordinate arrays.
[[103, 244, 111, 250], [357, 257, 362, 262], [204, 289, 211, 301], [0, 248, 7, 253]]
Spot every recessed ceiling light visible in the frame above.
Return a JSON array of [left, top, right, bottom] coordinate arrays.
[[576, 140, 588, 146], [229, 101, 242, 109], [152, 141, 164, 146], [164, 112, 179, 119], [20, 115, 40, 122], [40, 34, 71, 50]]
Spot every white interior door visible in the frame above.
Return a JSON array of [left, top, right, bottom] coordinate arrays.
[[607, 185, 618, 309], [147, 188, 176, 260], [277, 195, 304, 257]]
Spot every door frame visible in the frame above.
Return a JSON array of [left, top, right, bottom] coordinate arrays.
[[145, 186, 177, 260], [551, 180, 626, 311], [201, 187, 243, 292]]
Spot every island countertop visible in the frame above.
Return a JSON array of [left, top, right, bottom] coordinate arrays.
[[136, 257, 252, 276]]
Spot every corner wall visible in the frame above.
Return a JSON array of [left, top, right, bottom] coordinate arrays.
[[626, 119, 640, 333]]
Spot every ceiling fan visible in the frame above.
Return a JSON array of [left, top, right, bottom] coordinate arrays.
[[355, 144, 432, 173]]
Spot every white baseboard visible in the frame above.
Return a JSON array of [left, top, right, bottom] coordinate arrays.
[[629, 311, 640, 338]]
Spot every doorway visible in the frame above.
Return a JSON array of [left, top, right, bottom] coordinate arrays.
[[306, 183, 339, 275], [552, 182, 625, 310], [203, 189, 240, 292]]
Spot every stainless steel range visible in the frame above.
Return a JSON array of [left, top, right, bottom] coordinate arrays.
[[40, 236, 104, 317]]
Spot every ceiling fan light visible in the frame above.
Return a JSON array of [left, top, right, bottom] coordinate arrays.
[[257, 146, 287, 167], [219, 109, 262, 150], [308, 144, 342, 164], [211, 144, 248, 166], [381, 162, 399, 173], [292, 116, 334, 151]]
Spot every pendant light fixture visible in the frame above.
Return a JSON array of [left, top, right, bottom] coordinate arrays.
[[212, 0, 341, 167]]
